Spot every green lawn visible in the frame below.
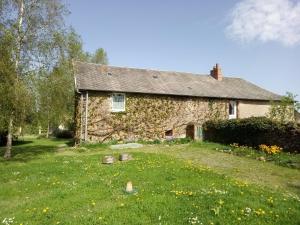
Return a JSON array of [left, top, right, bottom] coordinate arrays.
[[0, 138, 299, 225]]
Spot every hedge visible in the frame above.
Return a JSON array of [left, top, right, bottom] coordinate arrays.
[[0, 131, 7, 146], [53, 129, 74, 139], [203, 117, 300, 153]]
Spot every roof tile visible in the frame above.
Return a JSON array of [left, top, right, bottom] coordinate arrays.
[[74, 61, 282, 101]]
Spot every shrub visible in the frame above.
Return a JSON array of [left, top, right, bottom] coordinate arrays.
[[53, 129, 74, 139], [203, 117, 300, 153], [0, 130, 7, 146]]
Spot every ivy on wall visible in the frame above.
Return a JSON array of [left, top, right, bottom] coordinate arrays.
[[75, 92, 228, 142]]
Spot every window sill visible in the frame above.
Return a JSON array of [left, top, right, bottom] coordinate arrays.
[[111, 111, 126, 114], [229, 115, 237, 119]]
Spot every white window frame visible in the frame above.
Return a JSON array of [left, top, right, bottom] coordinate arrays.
[[229, 100, 237, 119], [111, 93, 126, 112]]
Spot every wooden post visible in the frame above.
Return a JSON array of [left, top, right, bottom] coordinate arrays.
[[126, 181, 133, 192]]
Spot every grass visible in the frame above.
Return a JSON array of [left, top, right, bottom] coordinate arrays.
[[209, 143, 300, 170], [0, 138, 300, 225]]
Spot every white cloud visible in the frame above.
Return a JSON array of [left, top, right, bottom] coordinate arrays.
[[226, 0, 300, 46]]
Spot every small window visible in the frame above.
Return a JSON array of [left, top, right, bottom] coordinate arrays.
[[165, 130, 173, 137], [112, 93, 125, 112], [229, 101, 237, 119]]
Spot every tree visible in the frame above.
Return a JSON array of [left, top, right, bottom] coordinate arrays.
[[0, 0, 68, 158], [37, 64, 73, 137], [36, 29, 88, 137], [91, 48, 109, 65], [0, 32, 32, 157], [269, 92, 300, 123]]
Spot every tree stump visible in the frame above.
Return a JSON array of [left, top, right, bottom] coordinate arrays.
[[119, 153, 132, 161], [102, 155, 115, 164]]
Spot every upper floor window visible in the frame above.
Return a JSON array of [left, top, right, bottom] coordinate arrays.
[[229, 100, 237, 119], [112, 93, 125, 112]]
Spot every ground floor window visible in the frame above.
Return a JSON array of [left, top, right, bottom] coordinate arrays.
[[229, 100, 237, 119], [112, 93, 126, 112]]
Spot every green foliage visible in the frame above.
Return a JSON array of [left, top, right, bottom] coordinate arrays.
[[80, 140, 118, 149], [0, 32, 33, 132], [0, 131, 7, 146], [269, 92, 299, 123], [90, 48, 108, 65], [213, 143, 300, 169], [0, 138, 299, 225], [65, 28, 90, 61], [203, 117, 300, 153], [52, 129, 74, 139], [36, 61, 74, 131], [208, 100, 222, 120], [36, 31, 109, 134], [0, 0, 70, 156]]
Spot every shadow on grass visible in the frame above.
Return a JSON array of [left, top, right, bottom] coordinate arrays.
[[0, 138, 74, 163], [0, 145, 58, 163], [12, 140, 34, 146], [46, 138, 74, 146]]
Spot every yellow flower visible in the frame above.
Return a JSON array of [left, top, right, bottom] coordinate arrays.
[[259, 144, 282, 154]]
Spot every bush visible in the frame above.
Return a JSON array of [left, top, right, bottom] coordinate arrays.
[[0, 131, 7, 146], [203, 117, 300, 153], [53, 129, 74, 139]]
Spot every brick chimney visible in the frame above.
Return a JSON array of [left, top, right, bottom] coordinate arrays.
[[210, 63, 223, 81]]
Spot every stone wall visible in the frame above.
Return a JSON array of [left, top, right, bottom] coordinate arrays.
[[238, 100, 271, 118], [75, 91, 228, 142]]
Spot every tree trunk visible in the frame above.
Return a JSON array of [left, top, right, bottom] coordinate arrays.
[[15, 0, 24, 70], [4, 0, 24, 159], [46, 121, 50, 138], [38, 126, 42, 135], [4, 117, 13, 159]]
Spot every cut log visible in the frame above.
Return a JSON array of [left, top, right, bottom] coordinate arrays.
[[119, 153, 133, 161], [102, 155, 115, 164]]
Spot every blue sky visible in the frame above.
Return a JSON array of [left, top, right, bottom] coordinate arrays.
[[66, 0, 300, 100]]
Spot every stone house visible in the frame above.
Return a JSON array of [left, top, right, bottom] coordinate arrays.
[[74, 61, 283, 143]]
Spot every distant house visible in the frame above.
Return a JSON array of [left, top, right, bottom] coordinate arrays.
[[73, 61, 288, 143]]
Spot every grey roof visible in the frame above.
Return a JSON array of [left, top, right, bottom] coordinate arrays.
[[74, 61, 282, 101]]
